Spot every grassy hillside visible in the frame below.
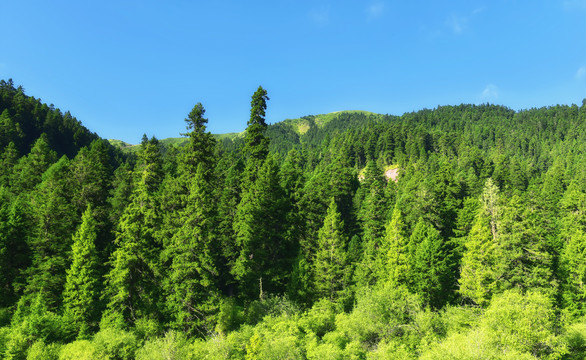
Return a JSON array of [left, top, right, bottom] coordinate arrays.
[[109, 132, 244, 153], [282, 110, 382, 135]]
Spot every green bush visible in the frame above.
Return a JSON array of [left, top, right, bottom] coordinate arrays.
[[26, 340, 61, 360], [135, 331, 190, 360], [58, 340, 98, 360], [92, 327, 139, 360]]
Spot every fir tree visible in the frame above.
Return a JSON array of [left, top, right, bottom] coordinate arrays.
[[24, 156, 77, 310], [408, 217, 449, 308], [63, 205, 100, 338], [10, 134, 57, 194], [244, 86, 269, 164], [459, 178, 500, 306], [383, 207, 409, 286], [232, 155, 289, 298], [163, 163, 220, 337], [102, 138, 163, 328], [313, 199, 348, 301]]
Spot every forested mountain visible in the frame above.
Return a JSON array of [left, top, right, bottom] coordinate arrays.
[[1, 80, 586, 359]]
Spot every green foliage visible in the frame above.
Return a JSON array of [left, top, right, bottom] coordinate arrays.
[[244, 86, 270, 162], [233, 155, 290, 298], [63, 205, 100, 338], [26, 340, 61, 360], [4, 82, 586, 358], [408, 218, 450, 308], [135, 331, 190, 360], [313, 199, 349, 301], [459, 178, 501, 306]]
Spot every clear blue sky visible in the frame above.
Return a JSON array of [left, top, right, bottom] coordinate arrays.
[[2, 0, 586, 144]]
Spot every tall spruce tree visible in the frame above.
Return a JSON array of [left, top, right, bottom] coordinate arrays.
[[0, 188, 30, 307], [313, 199, 349, 301], [244, 86, 269, 165], [232, 155, 289, 298], [63, 205, 100, 338], [162, 102, 219, 337], [102, 137, 163, 328], [558, 183, 586, 317], [25, 156, 77, 310], [383, 207, 410, 286], [459, 178, 501, 306], [10, 134, 57, 194], [408, 217, 449, 308], [354, 161, 388, 287]]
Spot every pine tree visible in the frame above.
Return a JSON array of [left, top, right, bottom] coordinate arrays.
[[63, 205, 100, 338], [216, 158, 244, 295], [179, 102, 216, 178], [558, 183, 586, 317], [232, 155, 289, 298], [459, 178, 500, 306], [102, 137, 163, 328], [163, 163, 220, 337], [313, 199, 348, 301], [495, 194, 556, 297], [383, 207, 409, 286], [244, 86, 269, 164], [69, 140, 113, 256], [0, 188, 30, 307], [0, 141, 19, 187], [408, 218, 449, 308], [10, 134, 57, 194], [354, 161, 388, 287], [24, 156, 77, 310]]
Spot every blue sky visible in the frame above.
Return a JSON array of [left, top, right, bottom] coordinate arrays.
[[1, 0, 586, 143]]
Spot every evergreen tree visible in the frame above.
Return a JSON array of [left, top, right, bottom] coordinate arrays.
[[102, 137, 163, 328], [559, 183, 586, 317], [69, 139, 113, 256], [0, 141, 19, 187], [354, 161, 388, 287], [495, 194, 556, 297], [63, 205, 100, 338], [25, 156, 77, 309], [179, 102, 216, 178], [408, 218, 449, 307], [459, 178, 500, 306], [216, 158, 244, 295], [313, 199, 348, 301], [163, 163, 219, 337], [0, 188, 30, 307], [232, 155, 290, 298], [10, 134, 57, 193], [383, 207, 410, 286], [244, 86, 269, 164]]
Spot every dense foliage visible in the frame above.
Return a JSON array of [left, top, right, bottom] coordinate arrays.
[[2, 80, 586, 358]]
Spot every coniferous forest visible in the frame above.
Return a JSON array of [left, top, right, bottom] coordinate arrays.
[[2, 78, 586, 359]]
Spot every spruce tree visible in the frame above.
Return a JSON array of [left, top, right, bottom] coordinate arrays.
[[102, 137, 163, 328], [383, 207, 409, 286], [244, 86, 269, 164], [354, 161, 388, 287], [63, 205, 100, 338], [163, 162, 219, 337], [216, 158, 244, 294], [313, 199, 348, 301], [459, 178, 500, 306], [10, 134, 57, 194], [408, 218, 449, 308], [0, 141, 19, 187], [558, 183, 586, 317], [25, 156, 77, 310], [0, 188, 30, 307], [232, 155, 289, 298]]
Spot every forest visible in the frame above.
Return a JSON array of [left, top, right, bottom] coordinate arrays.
[[1, 78, 586, 359]]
